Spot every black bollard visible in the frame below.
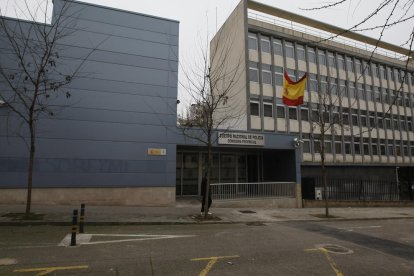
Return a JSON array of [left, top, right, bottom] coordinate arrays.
[[79, 203, 85, 234], [70, 209, 78, 246]]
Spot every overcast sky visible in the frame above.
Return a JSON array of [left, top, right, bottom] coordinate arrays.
[[1, 0, 412, 113]]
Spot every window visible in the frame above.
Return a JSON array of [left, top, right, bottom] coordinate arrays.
[[355, 59, 362, 74], [352, 109, 359, 127], [357, 83, 365, 100], [248, 33, 257, 50], [337, 54, 345, 70], [334, 136, 342, 154], [287, 69, 296, 81], [301, 106, 309, 121], [369, 111, 376, 128], [261, 37, 270, 53], [276, 101, 286, 118], [373, 64, 380, 78], [285, 41, 295, 58], [411, 141, 414, 156], [388, 140, 394, 155], [374, 87, 381, 102], [372, 138, 378, 155], [404, 92, 411, 108], [403, 141, 409, 156], [411, 72, 414, 86], [380, 65, 387, 80], [313, 135, 321, 153], [325, 139, 332, 154], [289, 107, 298, 120], [364, 61, 371, 75], [273, 39, 283, 56], [380, 139, 386, 155], [354, 137, 361, 155], [250, 101, 260, 116], [327, 52, 335, 68], [274, 66, 283, 86], [363, 138, 370, 156], [318, 50, 326, 66], [249, 61, 259, 82], [360, 110, 367, 127], [332, 106, 340, 124], [366, 85, 374, 102], [320, 76, 328, 93], [382, 88, 389, 104], [330, 78, 338, 96], [302, 134, 311, 153], [401, 116, 407, 131], [310, 73, 317, 92], [339, 79, 347, 97], [349, 82, 356, 98], [389, 68, 395, 82], [262, 64, 272, 85], [344, 136, 352, 154], [346, 57, 354, 72], [263, 102, 273, 117], [385, 114, 392, 129], [308, 47, 316, 63], [342, 108, 349, 125], [297, 44, 305, 61], [393, 114, 400, 131], [377, 112, 384, 129]]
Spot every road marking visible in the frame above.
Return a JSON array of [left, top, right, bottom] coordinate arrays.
[[305, 245, 352, 276], [338, 225, 382, 231], [14, 265, 88, 275], [191, 255, 239, 276], [59, 233, 195, 246]]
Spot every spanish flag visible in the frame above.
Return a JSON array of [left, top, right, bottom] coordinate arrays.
[[282, 71, 307, 106]]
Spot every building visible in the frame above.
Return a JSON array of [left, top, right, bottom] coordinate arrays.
[[0, 0, 180, 205], [211, 0, 414, 200]]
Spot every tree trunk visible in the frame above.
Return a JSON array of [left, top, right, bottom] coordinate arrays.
[[25, 121, 35, 215], [204, 132, 212, 219], [320, 131, 329, 217]]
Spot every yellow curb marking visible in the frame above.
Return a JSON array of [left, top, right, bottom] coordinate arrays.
[[305, 248, 344, 276], [14, 265, 88, 275], [191, 255, 239, 276]]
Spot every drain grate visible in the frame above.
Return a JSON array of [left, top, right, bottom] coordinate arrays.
[[239, 210, 256, 214]]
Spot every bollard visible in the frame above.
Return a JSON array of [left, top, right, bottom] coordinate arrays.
[[70, 209, 78, 246], [79, 203, 85, 233]]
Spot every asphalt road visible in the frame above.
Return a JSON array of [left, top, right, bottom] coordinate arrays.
[[0, 219, 413, 275]]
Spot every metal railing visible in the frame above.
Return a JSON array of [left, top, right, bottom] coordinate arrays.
[[315, 177, 399, 201], [210, 182, 296, 200], [248, 11, 407, 61]]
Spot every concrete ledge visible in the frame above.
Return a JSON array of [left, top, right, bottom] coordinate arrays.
[[213, 197, 297, 208], [304, 200, 414, 208], [0, 187, 176, 206]]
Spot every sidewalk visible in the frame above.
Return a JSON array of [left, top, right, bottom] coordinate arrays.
[[1, 198, 414, 225]]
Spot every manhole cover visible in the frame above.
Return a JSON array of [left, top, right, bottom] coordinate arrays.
[[239, 210, 256, 214], [316, 244, 353, 255]]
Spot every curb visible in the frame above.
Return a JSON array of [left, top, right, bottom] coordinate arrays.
[[0, 216, 413, 226]]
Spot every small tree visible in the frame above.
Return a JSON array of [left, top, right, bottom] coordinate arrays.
[[180, 29, 244, 218], [0, 0, 96, 215]]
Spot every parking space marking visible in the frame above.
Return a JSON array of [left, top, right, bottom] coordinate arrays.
[[14, 265, 88, 275], [191, 255, 239, 276], [59, 233, 195, 246], [305, 244, 352, 276]]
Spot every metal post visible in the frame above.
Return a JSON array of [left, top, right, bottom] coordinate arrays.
[[70, 209, 78, 246], [79, 204, 85, 234]]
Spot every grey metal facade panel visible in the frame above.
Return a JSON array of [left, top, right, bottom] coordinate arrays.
[[0, 0, 179, 189], [1, 172, 174, 188], [0, 138, 175, 160]]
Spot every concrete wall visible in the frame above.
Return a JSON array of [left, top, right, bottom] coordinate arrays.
[[210, 0, 248, 131], [0, 1, 179, 205]]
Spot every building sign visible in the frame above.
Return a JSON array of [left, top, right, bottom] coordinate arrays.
[[147, 148, 166, 156], [218, 132, 265, 146]]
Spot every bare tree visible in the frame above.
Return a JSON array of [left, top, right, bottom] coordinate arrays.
[[0, 0, 97, 216], [179, 28, 244, 218]]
